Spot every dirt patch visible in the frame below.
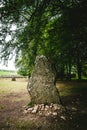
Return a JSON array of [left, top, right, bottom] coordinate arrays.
[[0, 92, 28, 121], [0, 91, 68, 130]]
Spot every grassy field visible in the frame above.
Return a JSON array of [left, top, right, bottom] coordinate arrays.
[[0, 78, 28, 95], [0, 70, 17, 76], [0, 79, 87, 130]]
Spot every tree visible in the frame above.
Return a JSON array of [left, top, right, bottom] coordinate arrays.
[[0, 0, 87, 80]]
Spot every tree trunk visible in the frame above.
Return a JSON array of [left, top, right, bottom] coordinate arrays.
[[68, 60, 72, 81], [77, 58, 82, 80], [60, 65, 65, 80]]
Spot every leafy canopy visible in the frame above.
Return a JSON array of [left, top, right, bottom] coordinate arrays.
[[0, 0, 87, 79]]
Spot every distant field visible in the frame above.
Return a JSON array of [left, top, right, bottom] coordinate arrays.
[[0, 70, 17, 76], [0, 78, 28, 95]]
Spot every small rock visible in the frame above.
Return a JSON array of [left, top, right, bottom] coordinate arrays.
[[31, 109, 37, 114], [27, 108, 33, 111], [47, 111, 52, 116], [45, 105, 49, 109], [53, 104, 60, 110], [41, 105, 44, 111], [50, 105, 53, 108], [41, 104, 44, 106], [38, 104, 42, 109], [38, 111, 43, 116], [52, 112, 57, 116], [71, 107, 77, 111], [44, 108, 48, 111], [60, 116, 66, 120], [45, 112, 51, 116], [22, 106, 26, 108], [34, 105, 39, 110]]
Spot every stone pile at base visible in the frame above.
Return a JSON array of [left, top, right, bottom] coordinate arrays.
[[27, 55, 60, 104], [23, 103, 65, 119]]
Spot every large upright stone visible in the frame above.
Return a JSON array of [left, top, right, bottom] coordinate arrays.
[[27, 55, 60, 104]]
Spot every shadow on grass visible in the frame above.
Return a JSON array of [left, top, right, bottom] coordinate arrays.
[[57, 81, 87, 130]]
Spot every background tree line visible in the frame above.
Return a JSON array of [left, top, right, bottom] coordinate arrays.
[[0, 0, 87, 80]]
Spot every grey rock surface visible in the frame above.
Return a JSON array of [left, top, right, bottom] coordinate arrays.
[[27, 55, 60, 104]]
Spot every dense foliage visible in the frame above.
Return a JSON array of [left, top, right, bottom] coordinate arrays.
[[0, 0, 87, 80]]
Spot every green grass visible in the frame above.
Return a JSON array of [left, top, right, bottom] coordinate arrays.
[[0, 70, 17, 76], [57, 81, 87, 97], [56, 81, 87, 130], [0, 78, 28, 96]]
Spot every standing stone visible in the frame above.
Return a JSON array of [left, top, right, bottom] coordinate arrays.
[[27, 55, 60, 104]]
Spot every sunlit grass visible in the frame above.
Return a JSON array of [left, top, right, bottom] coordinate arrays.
[[0, 70, 17, 76], [0, 78, 28, 96]]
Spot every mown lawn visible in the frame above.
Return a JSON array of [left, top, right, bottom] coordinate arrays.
[[0, 78, 28, 95]]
